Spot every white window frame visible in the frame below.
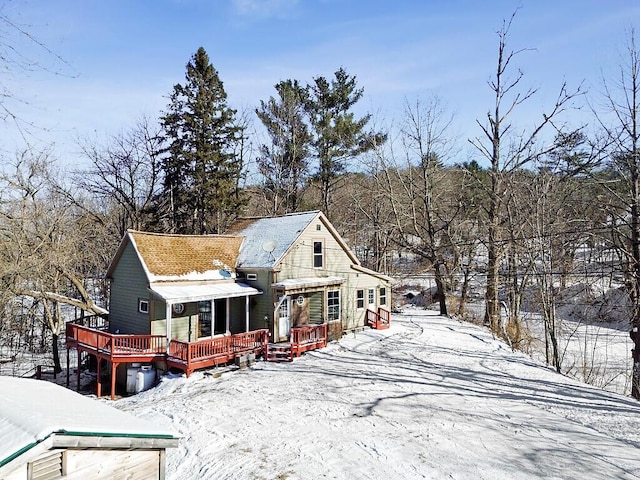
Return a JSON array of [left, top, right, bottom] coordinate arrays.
[[138, 299, 149, 314], [327, 290, 340, 322], [356, 289, 365, 309], [313, 241, 324, 268], [379, 287, 387, 306]]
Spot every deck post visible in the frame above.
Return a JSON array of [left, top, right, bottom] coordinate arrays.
[[66, 347, 70, 387], [96, 356, 102, 398], [111, 362, 117, 400], [76, 351, 81, 392]]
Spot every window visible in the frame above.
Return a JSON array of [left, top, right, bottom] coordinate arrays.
[[138, 299, 149, 314], [368, 288, 375, 306], [246, 273, 258, 281], [313, 241, 323, 268], [356, 289, 365, 309], [173, 303, 185, 315], [278, 296, 289, 321], [198, 301, 212, 338], [379, 287, 387, 306], [327, 290, 340, 321]]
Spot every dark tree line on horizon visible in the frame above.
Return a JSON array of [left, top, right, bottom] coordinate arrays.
[[1, 14, 639, 399]]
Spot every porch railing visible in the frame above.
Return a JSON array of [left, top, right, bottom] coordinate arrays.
[[231, 329, 270, 354], [167, 329, 269, 373], [290, 323, 328, 360], [367, 307, 391, 330], [71, 314, 109, 330]]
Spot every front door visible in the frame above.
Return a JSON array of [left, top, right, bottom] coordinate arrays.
[[368, 288, 376, 310], [278, 296, 290, 340]]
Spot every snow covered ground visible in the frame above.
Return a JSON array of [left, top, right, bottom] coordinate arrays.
[[114, 310, 640, 480]]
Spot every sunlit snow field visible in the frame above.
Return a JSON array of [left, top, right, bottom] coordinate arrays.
[[114, 310, 640, 480]]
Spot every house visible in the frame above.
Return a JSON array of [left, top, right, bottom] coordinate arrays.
[[65, 211, 391, 398], [0, 376, 178, 480], [105, 232, 261, 341], [228, 210, 393, 341]]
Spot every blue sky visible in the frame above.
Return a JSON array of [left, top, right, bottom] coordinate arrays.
[[1, 0, 639, 171]]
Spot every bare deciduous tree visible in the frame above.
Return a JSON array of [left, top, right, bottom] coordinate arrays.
[[469, 12, 581, 334], [75, 117, 164, 237], [0, 150, 107, 372], [590, 30, 640, 399], [376, 96, 461, 315]]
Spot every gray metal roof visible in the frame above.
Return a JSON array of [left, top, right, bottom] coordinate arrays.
[[234, 211, 320, 268]]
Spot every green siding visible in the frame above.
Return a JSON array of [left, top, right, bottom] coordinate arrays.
[[309, 292, 323, 324], [108, 242, 151, 334], [171, 316, 191, 341], [240, 270, 274, 333]]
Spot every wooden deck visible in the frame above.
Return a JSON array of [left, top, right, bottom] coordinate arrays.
[[291, 324, 328, 359], [66, 322, 167, 363], [66, 316, 329, 399], [166, 330, 269, 377], [367, 307, 391, 330]]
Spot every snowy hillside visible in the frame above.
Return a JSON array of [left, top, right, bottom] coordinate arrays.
[[114, 310, 640, 480]]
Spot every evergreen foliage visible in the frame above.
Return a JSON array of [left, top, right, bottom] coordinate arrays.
[[304, 68, 387, 219], [255, 79, 311, 215], [159, 47, 244, 234]]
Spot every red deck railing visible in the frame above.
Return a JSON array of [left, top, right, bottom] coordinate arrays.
[[290, 324, 328, 360], [67, 316, 328, 378], [367, 307, 391, 330], [166, 329, 269, 376], [66, 322, 166, 360]]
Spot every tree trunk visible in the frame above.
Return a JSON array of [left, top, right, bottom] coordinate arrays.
[[434, 274, 448, 317], [52, 332, 62, 374], [485, 235, 501, 330]]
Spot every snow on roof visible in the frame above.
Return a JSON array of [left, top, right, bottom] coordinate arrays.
[[0, 377, 177, 467], [150, 282, 261, 303], [229, 211, 320, 268], [272, 276, 345, 290]]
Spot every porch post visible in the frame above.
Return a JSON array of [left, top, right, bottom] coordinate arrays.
[[245, 295, 249, 332], [226, 298, 230, 333], [165, 303, 172, 347], [212, 303, 215, 335]]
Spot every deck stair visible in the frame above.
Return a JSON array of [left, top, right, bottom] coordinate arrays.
[[267, 343, 293, 362]]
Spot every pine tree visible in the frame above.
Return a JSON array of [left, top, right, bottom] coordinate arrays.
[[160, 47, 244, 234], [255, 79, 311, 215], [304, 68, 386, 220]]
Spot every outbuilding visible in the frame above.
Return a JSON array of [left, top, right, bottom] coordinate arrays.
[[0, 377, 178, 480]]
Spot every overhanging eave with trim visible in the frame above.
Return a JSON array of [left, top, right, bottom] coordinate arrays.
[[272, 276, 345, 294], [150, 282, 261, 304]]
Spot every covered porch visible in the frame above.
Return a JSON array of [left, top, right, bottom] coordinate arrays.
[[150, 281, 261, 341], [271, 276, 345, 343], [65, 317, 270, 400]]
